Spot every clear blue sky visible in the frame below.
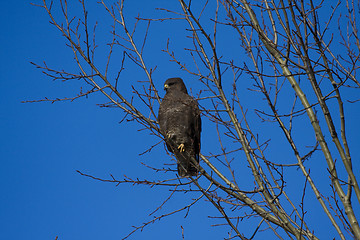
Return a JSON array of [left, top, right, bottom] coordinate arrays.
[[1, 1, 359, 240], [0, 1, 233, 239]]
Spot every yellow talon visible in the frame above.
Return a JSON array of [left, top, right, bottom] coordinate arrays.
[[178, 143, 185, 152]]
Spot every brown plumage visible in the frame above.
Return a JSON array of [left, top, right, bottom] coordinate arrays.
[[158, 78, 201, 177]]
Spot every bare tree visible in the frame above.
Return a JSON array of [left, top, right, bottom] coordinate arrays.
[[30, 0, 360, 239]]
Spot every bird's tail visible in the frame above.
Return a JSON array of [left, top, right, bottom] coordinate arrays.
[[176, 152, 199, 177]]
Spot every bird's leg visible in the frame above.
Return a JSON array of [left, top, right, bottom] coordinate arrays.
[[178, 143, 185, 152], [166, 131, 174, 140]]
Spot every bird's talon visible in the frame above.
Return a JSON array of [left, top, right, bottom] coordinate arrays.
[[178, 144, 185, 152]]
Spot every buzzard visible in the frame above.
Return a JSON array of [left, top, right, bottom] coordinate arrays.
[[158, 78, 201, 177]]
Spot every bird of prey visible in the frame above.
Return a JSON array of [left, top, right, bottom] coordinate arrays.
[[158, 78, 201, 177]]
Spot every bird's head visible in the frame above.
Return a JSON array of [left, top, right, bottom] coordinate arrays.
[[164, 77, 188, 94]]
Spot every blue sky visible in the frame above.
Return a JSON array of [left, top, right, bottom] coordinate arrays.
[[1, 1, 359, 240], [0, 1, 232, 239]]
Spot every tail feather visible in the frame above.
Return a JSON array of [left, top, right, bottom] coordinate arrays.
[[176, 152, 199, 177]]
